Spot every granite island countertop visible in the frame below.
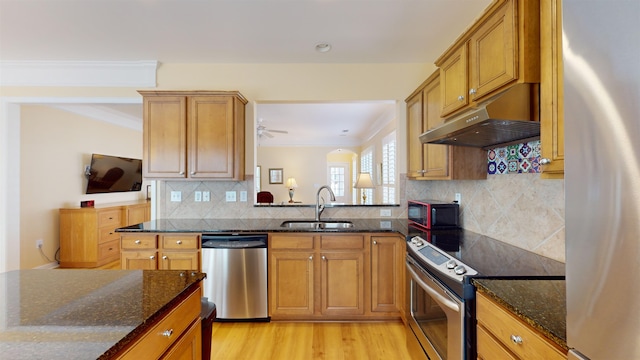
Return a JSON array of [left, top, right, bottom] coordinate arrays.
[[116, 218, 409, 234], [473, 278, 567, 351], [0, 269, 205, 360]]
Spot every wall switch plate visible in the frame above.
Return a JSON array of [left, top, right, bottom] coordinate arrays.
[[194, 191, 202, 202], [170, 191, 181, 202], [225, 191, 237, 202], [202, 191, 210, 202], [36, 239, 43, 249], [455, 193, 461, 205], [240, 191, 247, 202], [380, 209, 392, 217]]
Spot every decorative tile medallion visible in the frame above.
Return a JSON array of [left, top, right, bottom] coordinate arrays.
[[487, 140, 541, 174]]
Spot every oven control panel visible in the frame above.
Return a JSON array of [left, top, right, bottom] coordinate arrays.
[[407, 236, 477, 282]]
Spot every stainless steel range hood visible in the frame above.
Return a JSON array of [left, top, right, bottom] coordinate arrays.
[[419, 83, 540, 148]]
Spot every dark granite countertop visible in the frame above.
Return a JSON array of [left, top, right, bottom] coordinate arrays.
[[116, 218, 409, 235], [0, 269, 205, 360], [473, 278, 567, 351]]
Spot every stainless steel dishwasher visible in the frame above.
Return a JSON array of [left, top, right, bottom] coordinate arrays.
[[201, 233, 269, 321]]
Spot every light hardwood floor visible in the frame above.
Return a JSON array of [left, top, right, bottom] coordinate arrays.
[[210, 321, 413, 360]]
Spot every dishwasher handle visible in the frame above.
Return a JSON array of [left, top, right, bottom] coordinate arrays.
[[201, 233, 268, 249]]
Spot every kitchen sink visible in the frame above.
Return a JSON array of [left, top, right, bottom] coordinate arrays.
[[280, 220, 354, 229]]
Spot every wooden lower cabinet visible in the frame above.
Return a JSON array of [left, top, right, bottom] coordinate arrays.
[[121, 233, 200, 271], [116, 286, 202, 360], [268, 232, 403, 321], [476, 291, 566, 360]]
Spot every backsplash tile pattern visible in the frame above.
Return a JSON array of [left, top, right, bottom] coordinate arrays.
[[158, 169, 565, 263], [488, 140, 541, 174]]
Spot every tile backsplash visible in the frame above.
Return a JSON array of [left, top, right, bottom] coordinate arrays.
[[488, 140, 541, 174]]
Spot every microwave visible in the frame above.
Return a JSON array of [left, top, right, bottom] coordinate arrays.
[[407, 200, 460, 229]]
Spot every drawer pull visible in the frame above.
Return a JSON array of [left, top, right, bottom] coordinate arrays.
[[373, 240, 378, 245], [510, 334, 523, 345], [150, 255, 155, 260], [109, 247, 113, 251], [162, 329, 174, 338], [135, 240, 141, 244], [163, 256, 168, 260], [176, 240, 182, 245], [309, 255, 313, 261], [322, 256, 326, 261]]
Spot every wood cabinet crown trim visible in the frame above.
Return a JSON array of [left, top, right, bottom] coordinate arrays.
[[137, 90, 248, 104]]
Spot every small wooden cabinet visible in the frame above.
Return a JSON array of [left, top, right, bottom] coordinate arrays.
[[268, 233, 403, 321], [121, 233, 201, 271], [138, 90, 247, 180], [476, 291, 566, 360], [406, 71, 487, 180], [116, 286, 202, 360], [436, 0, 540, 117], [59, 201, 150, 268], [540, 0, 564, 178]]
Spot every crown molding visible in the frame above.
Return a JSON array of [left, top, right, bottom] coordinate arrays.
[[0, 60, 157, 87]]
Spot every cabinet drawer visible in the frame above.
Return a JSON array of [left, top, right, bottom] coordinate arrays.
[[98, 209, 122, 228], [98, 239, 120, 261], [118, 287, 201, 360], [477, 323, 518, 360], [121, 234, 157, 250], [270, 235, 314, 250], [320, 235, 365, 250], [476, 292, 565, 360], [161, 234, 199, 250], [99, 226, 120, 244]]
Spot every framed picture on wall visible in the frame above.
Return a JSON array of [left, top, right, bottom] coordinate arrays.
[[269, 168, 283, 184]]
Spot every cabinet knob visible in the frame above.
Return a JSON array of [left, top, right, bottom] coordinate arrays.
[[540, 158, 552, 165], [162, 329, 174, 338], [309, 255, 313, 260], [150, 255, 155, 260], [163, 255, 168, 260], [176, 240, 182, 245], [179, 171, 185, 175], [135, 240, 141, 244], [109, 247, 113, 251], [190, 171, 196, 175], [373, 240, 378, 245], [469, 88, 477, 95], [457, 95, 465, 101], [322, 256, 326, 261], [510, 335, 523, 345]]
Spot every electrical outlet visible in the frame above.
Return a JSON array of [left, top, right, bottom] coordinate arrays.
[[240, 191, 247, 202], [36, 239, 43, 249], [380, 209, 392, 217], [170, 191, 181, 202], [202, 191, 210, 202], [194, 191, 202, 202], [455, 193, 462, 205], [225, 191, 237, 202]]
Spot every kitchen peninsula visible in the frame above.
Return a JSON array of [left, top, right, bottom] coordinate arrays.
[[0, 269, 205, 359]]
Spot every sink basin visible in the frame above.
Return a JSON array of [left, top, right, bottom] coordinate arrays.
[[280, 220, 354, 229]]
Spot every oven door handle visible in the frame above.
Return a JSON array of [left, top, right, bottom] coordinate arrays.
[[406, 262, 460, 313]]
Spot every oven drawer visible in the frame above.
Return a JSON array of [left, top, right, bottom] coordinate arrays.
[[476, 291, 566, 360]]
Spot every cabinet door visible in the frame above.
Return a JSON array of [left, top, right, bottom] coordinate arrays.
[[468, 0, 516, 100], [440, 44, 469, 117], [269, 251, 315, 316], [143, 96, 187, 178], [159, 251, 200, 270], [121, 251, 158, 270], [188, 96, 237, 179], [422, 77, 449, 178], [371, 236, 402, 313], [406, 90, 425, 178], [126, 203, 150, 226], [320, 251, 365, 316], [540, 0, 564, 178]]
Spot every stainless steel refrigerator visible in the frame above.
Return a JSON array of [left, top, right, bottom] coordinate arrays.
[[564, 1, 640, 359]]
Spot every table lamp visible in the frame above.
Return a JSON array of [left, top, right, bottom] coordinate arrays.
[[285, 177, 298, 203], [354, 173, 374, 204]]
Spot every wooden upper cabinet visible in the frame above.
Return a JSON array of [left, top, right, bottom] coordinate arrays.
[[439, 44, 469, 117], [540, 0, 564, 178], [406, 71, 487, 180], [436, 0, 540, 117], [139, 90, 247, 180]]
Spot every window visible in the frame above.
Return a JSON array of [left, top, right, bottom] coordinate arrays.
[[360, 147, 373, 205], [381, 131, 396, 204]]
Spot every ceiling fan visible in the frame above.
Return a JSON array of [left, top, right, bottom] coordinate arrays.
[[257, 119, 288, 138]]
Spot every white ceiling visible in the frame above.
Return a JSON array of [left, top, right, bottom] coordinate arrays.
[[0, 0, 491, 145]]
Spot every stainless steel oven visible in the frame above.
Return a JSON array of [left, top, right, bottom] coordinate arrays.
[[405, 235, 477, 360]]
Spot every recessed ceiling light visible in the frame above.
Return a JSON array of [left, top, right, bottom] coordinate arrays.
[[315, 43, 332, 53]]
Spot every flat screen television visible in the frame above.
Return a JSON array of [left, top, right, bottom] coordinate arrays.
[[86, 154, 143, 194]]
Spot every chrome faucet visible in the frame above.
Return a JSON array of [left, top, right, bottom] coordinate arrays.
[[315, 185, 336, 221]]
